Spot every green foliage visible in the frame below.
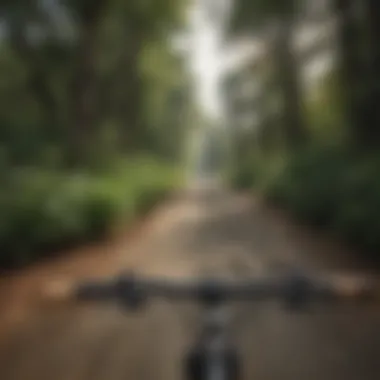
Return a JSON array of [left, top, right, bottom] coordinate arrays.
[[0, 0, 190, 270], [272, 147, 380, 256], [306, 69, 346, 142], [228, 0, 380, 262], [107, 0, 187, 36], [331, 155, 380, 253], [230, 150, 287, 197], [264, 145, 352, 226], [231, 143, 380, 257], [229, 0, 296, 35], [0, 158, 178, 269], [0, 0, 190, 164], [229, 58, 380, 257], [229, 153, 257, 190]]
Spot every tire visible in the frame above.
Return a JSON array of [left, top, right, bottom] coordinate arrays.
[[185, 345, 239, 380]]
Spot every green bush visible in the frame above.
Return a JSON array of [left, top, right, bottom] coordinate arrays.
[[269, 146, 352, 227], [276, 148, 380, 253], [0, 158, 178, 269], [231, 143, 380, 257], [331, 157, 380, 254]]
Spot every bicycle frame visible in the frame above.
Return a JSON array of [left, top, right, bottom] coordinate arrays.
[[186, 303, 238, 380]]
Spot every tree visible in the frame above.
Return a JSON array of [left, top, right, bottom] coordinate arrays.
[[361, 0, 380, 145], [93, 0, 188, 151], [0, 0, 190, 166], [1, 1, 61, 126], [65, 0, 109, 162], [332, 0, 368, 147], [229, 0, 306, 148]]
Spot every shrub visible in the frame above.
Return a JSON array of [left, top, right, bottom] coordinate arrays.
[[331, 156, 380, 253], [0, 157, 178, 269], [231, 142, 380, 257], [268, 145, 352, 227]]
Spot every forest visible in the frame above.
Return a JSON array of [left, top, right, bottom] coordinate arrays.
[[2, 0, 380, 269], [229, 0, 380, 260], [0, 0, 190, 268]]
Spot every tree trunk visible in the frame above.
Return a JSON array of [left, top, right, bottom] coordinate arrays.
[[9, 22, 58, 127], [366, 0, 380, 72], [118, 28, 143, 151], [70, 0, 106, 165], [272, 18, 306, 148], [361, 0, 380, 145], [334, 0, 366, 146], [95, 25, 144, 153]]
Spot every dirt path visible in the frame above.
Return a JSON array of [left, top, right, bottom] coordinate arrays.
[[1, 188, 380, 380]]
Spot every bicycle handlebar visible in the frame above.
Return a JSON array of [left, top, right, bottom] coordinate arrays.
[[42, 271, 379, 310]]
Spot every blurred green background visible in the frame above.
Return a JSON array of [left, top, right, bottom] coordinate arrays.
[[2, 0, 380, 269], [0, 0, 190, 268], [227, 0, 380, 261]]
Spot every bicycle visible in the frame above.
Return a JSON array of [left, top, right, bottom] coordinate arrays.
[[44, 270, 378, 380]]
